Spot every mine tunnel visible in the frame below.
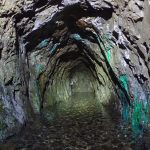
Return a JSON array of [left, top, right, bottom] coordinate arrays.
[[0, 0, 150, 150]]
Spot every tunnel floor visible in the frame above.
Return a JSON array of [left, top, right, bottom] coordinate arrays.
[[0, 110, 147, 150]]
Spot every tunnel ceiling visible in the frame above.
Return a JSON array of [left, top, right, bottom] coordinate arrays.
[[0, 0, 150, 140]]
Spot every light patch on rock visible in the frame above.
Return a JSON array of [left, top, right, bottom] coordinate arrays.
[[62, 0, 80, 6]]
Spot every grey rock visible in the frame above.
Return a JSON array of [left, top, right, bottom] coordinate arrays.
[[0, 0, 150, 141]]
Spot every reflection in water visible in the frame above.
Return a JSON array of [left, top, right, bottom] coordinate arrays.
[[49, 92, 101, 118]]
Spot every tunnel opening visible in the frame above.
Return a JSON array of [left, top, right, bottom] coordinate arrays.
[[27, 22, 121, 123], [41, 49, 104, 120]]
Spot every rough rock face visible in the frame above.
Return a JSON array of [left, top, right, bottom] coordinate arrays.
[[0, 0, 150, 140]]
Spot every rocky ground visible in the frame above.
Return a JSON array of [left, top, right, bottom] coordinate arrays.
[[0, 111, 148, 150]]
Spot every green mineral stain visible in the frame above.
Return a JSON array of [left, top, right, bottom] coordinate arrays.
[[37, 39, 49, 49], [102, 33, 113, 63], [49, 43, 60, 55], [120, 90, 130, 122], [35, 64, 44, 75], [70, 34, 82, 41], [119, 74, 130, 122], [96, 33, 113, 63], [142, 102, 149, 125], [131, 101, 143, 137], [119, 75, 129, 94], [105, 49, 111, 63], [131, 87, 149, 137], [71, 33, 112, 63], [96, 30, 149, 137]]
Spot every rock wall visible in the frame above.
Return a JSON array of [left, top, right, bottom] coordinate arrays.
[[0, 0, 150, 140]]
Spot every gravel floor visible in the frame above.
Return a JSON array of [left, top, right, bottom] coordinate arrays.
[[0, 111, 144, 150]]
